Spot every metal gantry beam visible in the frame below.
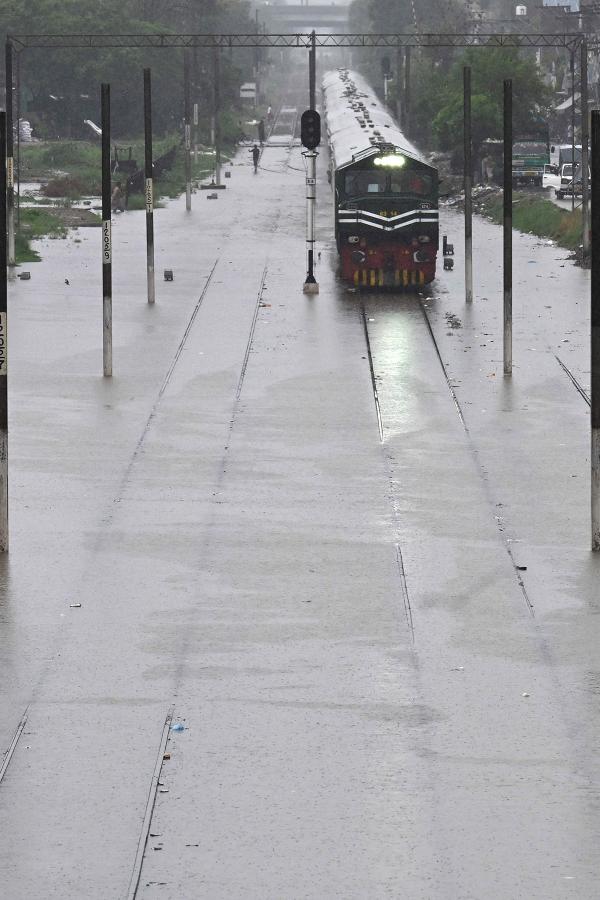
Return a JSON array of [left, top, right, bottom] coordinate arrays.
[[9, 32, 588, 51]]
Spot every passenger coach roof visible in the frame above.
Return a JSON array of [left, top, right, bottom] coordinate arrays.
[[322, 69, 430, 171]]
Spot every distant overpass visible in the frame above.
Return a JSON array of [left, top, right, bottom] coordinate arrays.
[[261, 4, 350, 33]]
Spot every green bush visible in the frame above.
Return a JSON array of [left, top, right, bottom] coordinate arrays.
[[480, 194, 582, 251]]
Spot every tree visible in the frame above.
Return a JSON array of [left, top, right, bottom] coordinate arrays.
[[0, 0, 256, 138], [431, 48, 551, 151]]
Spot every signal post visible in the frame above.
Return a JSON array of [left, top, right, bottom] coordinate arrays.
[[0, 111, 8, 551], [301, 108, 320, 294], [303, 31, 320, 294]]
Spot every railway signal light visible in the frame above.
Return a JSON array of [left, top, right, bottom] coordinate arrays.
[[301, 109, 321, 151]]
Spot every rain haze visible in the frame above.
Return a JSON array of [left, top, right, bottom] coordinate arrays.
[[0, 0, 599, 897]]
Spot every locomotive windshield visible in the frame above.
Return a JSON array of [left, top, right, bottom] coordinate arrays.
[[343, 169, 433, 198], [389, 171, 432, 195], [344, 172, 388, 195]]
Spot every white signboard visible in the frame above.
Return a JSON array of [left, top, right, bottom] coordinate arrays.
[[240, 82, 257, 100]]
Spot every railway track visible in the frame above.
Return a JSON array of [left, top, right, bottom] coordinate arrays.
[[359, 292, 535, 617], [0, 708, 29, 785]]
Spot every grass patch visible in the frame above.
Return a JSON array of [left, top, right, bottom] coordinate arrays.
[[21, 138, 229, 202], [15, 207, 68, 264], [20, 207, 68, 240], [16, 233, 41, 263], [125, 194, 165, 210], [20, 141, 101, 178], [479, 192, 583, 251]]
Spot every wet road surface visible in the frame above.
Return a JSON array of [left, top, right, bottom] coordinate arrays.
[[0, 139, 598, 898]]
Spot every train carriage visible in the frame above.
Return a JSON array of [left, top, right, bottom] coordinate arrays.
[[323, 69, 439, 288]]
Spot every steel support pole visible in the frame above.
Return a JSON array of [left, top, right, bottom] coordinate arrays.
[[396, 46, 403, 123], [254, 10, 261, 105], [303, 32, 318, 293], [303, 151, 319, 293], [571, 52, 576, 213], [581, 38, 590, 258], [0, 111, 8, 551], [4, 41, 15, 267], [15, 50, 21, 230], [184, 50, 192, 210], [591, 110, 600, 549], [464, 66, 473, 304], [404, 45, 411, 137], [144, 68, 155, 305], [101, 84, 112, 377], [503, 79, 512, 376], [213, 47, 221, 186], [309, 30, 316, 112]]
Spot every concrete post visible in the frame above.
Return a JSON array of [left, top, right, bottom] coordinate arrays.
[[464, 66, 473, 304], [503, 79, 512, 376], [144, 69, 155, 305], [4, 41, 15, 267], [101, 84, 112, 378], [581, 38, 590, 258], [591, 110, 600, 550], [0, 111, 8, 551]]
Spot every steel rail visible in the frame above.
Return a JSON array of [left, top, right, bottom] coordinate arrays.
[[0, 707, 29, 784], [359, 302, 384, 443], [418, 298, 535, 613], [554, 354, 591, 406], [9, 31, 587, 51], [126, 706, 174, 900]]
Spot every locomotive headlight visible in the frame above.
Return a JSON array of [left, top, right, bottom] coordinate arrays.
[[348, 235, 360, 244], [418, 235, 431, 243], [374, 154, 406, 168]]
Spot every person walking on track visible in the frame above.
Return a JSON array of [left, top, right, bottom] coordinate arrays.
[[250, 144, 260, 173]]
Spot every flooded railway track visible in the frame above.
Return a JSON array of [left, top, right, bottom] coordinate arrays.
[[126, 708, 174, 900], [360, 292, 535, 616], [554, 354, 591, 406], [0, 707, 29, 785]]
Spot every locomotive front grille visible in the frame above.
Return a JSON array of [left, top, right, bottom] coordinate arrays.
[[353, 269, 425, 287]]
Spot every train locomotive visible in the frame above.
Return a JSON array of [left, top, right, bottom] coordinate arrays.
[[323, 69, 439, 288]]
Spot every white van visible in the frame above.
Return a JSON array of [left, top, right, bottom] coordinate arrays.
[[543, 162, 590, 198]]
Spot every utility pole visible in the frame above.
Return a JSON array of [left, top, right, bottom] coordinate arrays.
[[503, 79, 512, 376], [254, 9, 260, 107], [309, 29, 316, 111], [0, 111, 8, 551], [101, 84, 112, 378], [571, 51, 576, 213], [15, 51, 21, 231], [396, 46, 403, 124], [144, 69, 155, 305], [404, 46, 411, 137], [4, 41, 15, 267], [464, 66, 473, 304], [184, 51, 192, 211], [581, 37, 590, 259], [213, 47, 222, 186], [591, 110, 600, 550], [303, 31, 319, 295]]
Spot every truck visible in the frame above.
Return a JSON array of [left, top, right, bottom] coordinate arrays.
[[556, 144, 582, 168], [543, 161, 590, 200], [512, 129, 550, 187]]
